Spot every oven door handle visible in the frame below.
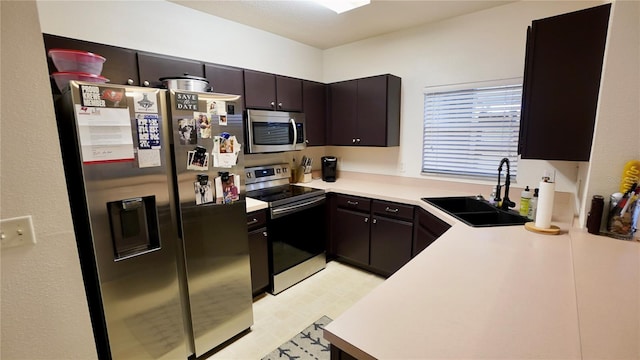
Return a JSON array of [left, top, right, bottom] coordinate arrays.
[[271, 196, 325, 219], [290, 118, 297, 149]]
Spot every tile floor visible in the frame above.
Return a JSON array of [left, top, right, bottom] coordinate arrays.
[[207, 261, 385, 359]]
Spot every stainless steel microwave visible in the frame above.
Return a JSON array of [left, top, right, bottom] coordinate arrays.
[[246, 109, 306, 153]]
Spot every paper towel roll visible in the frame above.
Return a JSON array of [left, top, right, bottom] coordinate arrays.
[[535, 181, 555, 229]]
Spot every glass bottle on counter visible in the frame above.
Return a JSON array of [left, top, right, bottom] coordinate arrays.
[[527, 188, 539, 220]]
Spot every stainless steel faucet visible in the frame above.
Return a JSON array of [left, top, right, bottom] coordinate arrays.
[[495, 157, 516, 210]]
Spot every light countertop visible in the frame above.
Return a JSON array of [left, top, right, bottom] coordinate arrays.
[[284, 172, 639, 360], [246, 197, 268, 213]]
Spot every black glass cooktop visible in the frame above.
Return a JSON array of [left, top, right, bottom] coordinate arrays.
[[247, 185, 324, 205]]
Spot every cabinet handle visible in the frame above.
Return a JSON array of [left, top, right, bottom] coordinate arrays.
[[143, 80, 150, 87], [270, 101, 275, 107], [305, 139, 309, 144], [352, 138, 356, 144], [262, 231, 268, 237], [278, 102, 283, 108], [356, 138, 361, 144], [347, 201, 359, 206], [372, 218, 377, 224], [385, 207, 399, 213], [127, 78, 134, 85], [364, 217, 369, 223], [247, 218, 259, 225]]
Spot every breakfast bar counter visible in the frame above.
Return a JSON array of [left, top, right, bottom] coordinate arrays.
[[301, 172, 639, 360]]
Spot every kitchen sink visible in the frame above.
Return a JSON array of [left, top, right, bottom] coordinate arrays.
[[422, 196, 530, 227]]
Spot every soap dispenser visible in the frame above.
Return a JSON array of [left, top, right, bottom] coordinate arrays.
[[519, 186, 532, 216]]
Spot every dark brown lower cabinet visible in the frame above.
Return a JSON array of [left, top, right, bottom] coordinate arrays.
[[413, 207, 451, 256], [330, 344, 358, 360], [370, 215, 413, 276], [334, 207, 371, 267], [331, 195, 415, 277], [247, 210, 269, 296]]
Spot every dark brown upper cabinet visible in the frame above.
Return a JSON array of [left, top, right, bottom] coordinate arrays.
[[302, 80, 327, 146], [43, 34, 139, 92], [204, 63, 244, 96], [244, 70, 303, 112], [137, 52, 204, 89], [518, 4, 611, 161], [329, 79, 358, 146], [329, 74, 401, 147]]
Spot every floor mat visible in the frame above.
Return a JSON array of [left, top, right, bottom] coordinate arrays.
[[261, 315, 333, 360]]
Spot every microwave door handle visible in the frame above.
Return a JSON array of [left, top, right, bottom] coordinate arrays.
[[290, 118, 297, 149]]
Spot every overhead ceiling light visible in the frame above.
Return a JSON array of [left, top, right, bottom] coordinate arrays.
[[312, 0, 370, 14]]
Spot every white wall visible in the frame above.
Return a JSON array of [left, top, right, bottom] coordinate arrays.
[[322, 1, 606, 198], [36, 0, 324, 81], [578, 0, 640, 227], [0, 2, 97, 359]]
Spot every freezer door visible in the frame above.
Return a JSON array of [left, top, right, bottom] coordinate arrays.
[[180, 201, 253, 356], [167, 89, 253, 356], [60, 81, 187, 359]]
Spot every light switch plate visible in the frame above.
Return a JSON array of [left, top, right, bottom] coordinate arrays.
[[1, 215, 36, 249]]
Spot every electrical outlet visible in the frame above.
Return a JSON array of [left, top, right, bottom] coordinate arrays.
[[1, 215, 36, 249]]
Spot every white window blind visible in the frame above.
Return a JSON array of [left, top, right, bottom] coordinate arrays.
[[422, 80, 522, 180]]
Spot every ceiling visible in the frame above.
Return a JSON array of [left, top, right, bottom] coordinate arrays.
[[170, 0, 514, 49]]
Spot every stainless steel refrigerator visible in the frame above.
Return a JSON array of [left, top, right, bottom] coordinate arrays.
[[55, 81, 253, 359]]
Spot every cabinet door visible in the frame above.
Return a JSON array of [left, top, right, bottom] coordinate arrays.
[[413, 207, 450, 257], [334, 208, 370, 266], [303, 80, 327, 146], [204, 63, 244, 98], [137, 52, 204, 89], [329, 80, 358, 145], [518, 4, 610, 161], [413, 225, 438, 257], [357, 76, 388, 146], [43, 33, 139, 92], [244, 70, 276, 110], [276, 76, 303, 112], [370, 216, 413, 276], [248, 228, 269, 295]]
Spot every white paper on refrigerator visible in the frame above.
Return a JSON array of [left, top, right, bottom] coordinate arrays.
[[75, 105, 134, 163]]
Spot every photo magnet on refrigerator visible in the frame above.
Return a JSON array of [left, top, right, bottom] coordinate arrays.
[[194, 174, 213, 205], [213, 132, 240, 168], [196, 112, 212, 139], [178, 118, 197, 145], [187, 145, 209, 171], [214, 172, 239, 204]]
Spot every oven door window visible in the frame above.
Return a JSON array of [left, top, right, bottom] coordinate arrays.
[[268, 200, 325, 275]]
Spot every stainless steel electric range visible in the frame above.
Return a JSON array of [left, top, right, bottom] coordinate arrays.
[[245, 163, 326, 294]]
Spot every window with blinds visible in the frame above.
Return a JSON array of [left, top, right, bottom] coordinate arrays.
[[422, 79, 522, 180]]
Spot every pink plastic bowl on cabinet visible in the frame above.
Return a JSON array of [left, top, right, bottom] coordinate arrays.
[[51, 72, 109, 92], [48, 49, 106, 74]]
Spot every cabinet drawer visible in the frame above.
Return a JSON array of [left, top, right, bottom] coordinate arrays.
[[416, 207, 450, 236], [372, 200, 414, 221], [247, 209, 267, 231], [335, 194, 371, 213]]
